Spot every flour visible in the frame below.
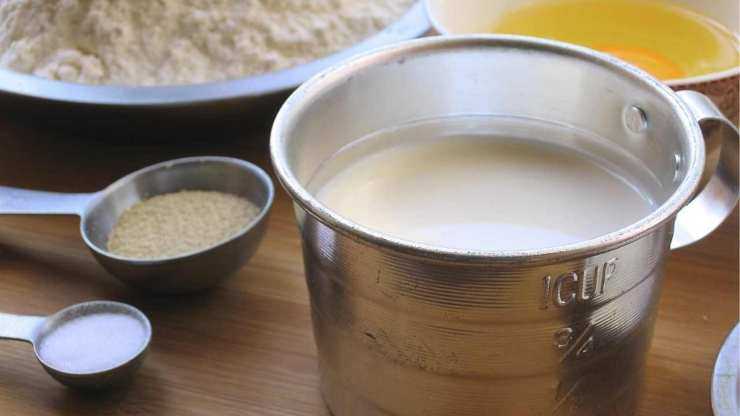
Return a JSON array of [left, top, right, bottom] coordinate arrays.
[[0, 0, 414, 85]]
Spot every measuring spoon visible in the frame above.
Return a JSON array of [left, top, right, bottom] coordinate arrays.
[[0, 301, 151, 389], [0, 156, 274, 294]]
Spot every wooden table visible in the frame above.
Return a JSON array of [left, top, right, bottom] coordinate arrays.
[[0, 116, 736, 416]]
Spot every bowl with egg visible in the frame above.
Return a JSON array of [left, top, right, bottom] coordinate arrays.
[[0, 0, 429, 120], [426, 0, 739, 122]]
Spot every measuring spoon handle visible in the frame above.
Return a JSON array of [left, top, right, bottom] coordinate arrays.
[[0, 313, 45, 344], [0, 187, 96, 216]]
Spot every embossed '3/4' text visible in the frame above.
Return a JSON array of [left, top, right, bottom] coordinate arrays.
[[540, 258, 618, 309]]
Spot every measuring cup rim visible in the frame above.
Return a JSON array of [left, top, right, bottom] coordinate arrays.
[[80, 156, 275, 264], [271, 35, 706, 264], [34, 300, 152, 376]]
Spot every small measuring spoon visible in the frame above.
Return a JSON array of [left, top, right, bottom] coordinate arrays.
[[0, 156, 274, 294], [0, 301, 151, 389]]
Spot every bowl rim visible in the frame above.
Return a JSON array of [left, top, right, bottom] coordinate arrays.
[[0, 2, 430, 108], [271, 35, 705, 263], [665, 67, 740, 86]]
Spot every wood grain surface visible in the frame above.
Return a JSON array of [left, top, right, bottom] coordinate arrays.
[[0, 115, 736, 416]]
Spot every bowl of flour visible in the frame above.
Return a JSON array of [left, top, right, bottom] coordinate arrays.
[[0, 0, 428, 119]]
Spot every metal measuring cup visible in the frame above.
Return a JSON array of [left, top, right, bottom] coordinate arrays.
[[0, 157, 274, 294], [0, 301, 151, 389], [271, 36, 739, 415]]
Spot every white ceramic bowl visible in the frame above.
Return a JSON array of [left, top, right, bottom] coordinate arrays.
[[426, 0, 739, 121]]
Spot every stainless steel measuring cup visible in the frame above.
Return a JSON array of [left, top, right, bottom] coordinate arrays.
[[0, 157, 274, 294], [271, 36, 739, 415]]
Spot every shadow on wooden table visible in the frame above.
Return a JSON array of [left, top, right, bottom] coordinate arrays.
[[55, 371, 168, 416], [0, 88, 288, 141]]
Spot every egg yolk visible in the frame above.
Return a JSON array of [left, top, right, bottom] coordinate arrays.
[[597, 45, 685, 79]]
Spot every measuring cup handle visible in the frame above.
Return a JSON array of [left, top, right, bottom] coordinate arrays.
[[671, 91, 739, 250], [0, 187, 96, 216], [0, 313, 45, 344]]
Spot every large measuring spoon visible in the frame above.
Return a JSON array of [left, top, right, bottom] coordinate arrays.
[[0, 301, 151, 389], [0, 156, 274, 294]]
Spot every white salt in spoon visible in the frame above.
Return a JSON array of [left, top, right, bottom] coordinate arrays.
[[0, 301, 151, 389]]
